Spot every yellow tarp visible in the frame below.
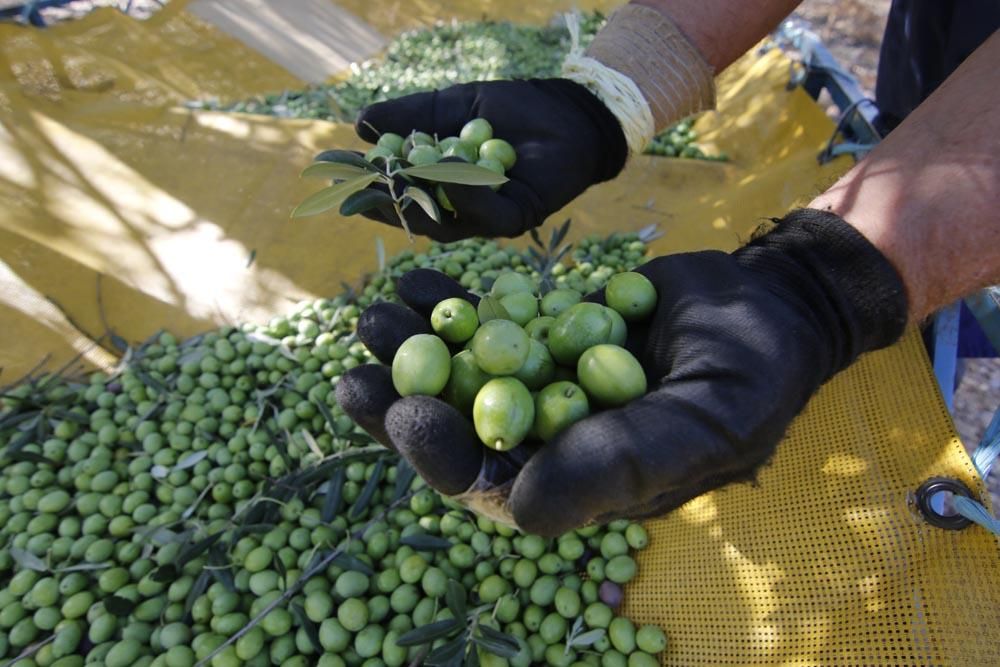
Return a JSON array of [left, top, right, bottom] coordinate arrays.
[[0, 4, 997, 666], [626, 330, 1000, 665]]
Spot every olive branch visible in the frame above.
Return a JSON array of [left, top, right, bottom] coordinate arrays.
[[291, 149, 508, 240]]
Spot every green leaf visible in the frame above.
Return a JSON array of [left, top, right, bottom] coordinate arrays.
[[5, 450, 55, 466], [477, 296, 510, 323], [403, 186, 441, 223], [396, 619, 462, 647], [105, 595, 137, 616], [551, 218, 572, 251], [445, 579, 467, 620], [348, 457, 384, 520], [478, 625, 520, 654], [400, 163, 508, 186], [425, 636, 468, 666], [174, 450, 207, 471], [331, 552, 375, 576], [291, 173, 380, 218], [177, 532, 223, 567], [290, 602, 325, 654], [529, 228, 544, 250], [208, 563, 236, 592], [568, 628, 606, 648], [400, 534, 452, 551], [150, 564, 178, 583], [473, 634, 520, 659], [52, 561, 112, 574], [320, 467, 345, 523], [340, 188, 394, 217], [301, 161, 372, 180], [183, 570, 210, 622], [314, 149, 377, 171], [392, 459, 416, 502], [10, 547, 47, 572]]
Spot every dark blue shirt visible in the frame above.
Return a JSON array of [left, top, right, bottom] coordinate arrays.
[[875, 0, 1000, 134]]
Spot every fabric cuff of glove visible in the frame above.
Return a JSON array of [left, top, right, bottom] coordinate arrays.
[[563, 4, 716, 154], [735, 208, 909, 379]]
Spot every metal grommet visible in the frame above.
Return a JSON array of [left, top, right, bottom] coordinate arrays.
[[915, 477, 975, 530]]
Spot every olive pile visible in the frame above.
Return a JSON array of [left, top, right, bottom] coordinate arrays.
[[646, 121, 728, 161], [213, 13, 722, 161], [217, 15, 604, 122], [392, 271, 655, 450], [0, 229, 668, 665]]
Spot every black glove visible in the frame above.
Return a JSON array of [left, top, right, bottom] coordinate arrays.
[[336, 209, 908, 536], [353, 80, 628, 241]]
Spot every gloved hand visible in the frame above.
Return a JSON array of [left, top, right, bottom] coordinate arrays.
[[353, 80, 628, 241], [336, 209, 908, 536]]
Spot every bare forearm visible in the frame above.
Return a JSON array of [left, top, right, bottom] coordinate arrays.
[[810, 31, 1000, 322], [632, 0, 803, 71]]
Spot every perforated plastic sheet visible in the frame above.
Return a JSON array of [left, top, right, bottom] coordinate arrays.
[[624, 330, 1000, 665]]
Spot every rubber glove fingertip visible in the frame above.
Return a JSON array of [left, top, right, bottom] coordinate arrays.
[[335, 365, 399, 451], [356, 302, 432, 365], [386, 396, 483, 496]]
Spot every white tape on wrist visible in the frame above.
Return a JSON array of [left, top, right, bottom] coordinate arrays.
[[562, 14, 656, 155]]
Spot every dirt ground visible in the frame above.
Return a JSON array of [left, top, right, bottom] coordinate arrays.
[[9, 0, 1000, 507]]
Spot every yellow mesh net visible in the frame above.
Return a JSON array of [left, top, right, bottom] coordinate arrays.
[[0, 4, 998, 665], [625, 331, 1000, 665]]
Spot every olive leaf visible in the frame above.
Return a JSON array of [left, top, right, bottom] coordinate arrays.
[[445, 579, 467, 619], [290, 602, 325, 654], [340, 189, 394, 217], [174, 450, 208, 471], [392, 459, 417, 502], [330, 552, 375, 576], [9, 547, 48, 572], [105, 595, 137, 616], [313, 399, 339, 435], [348, 457, 384, 520], [403, 186, 441, 223], [473, 634, 520, 659], [567, 628, 606, 649], [313, 149, 378, 171], [291, 173, 380, 218], [6, 450, 55, 466], [320, 467, 345, 523], [177, 532, 224, 567], [301, 161, 372, 181], [396, 618, 463, 647], [477, 625, 521, 657], [477, 296, 510, 323], [424, 635, 468, 666], [151, 564, 178, 583], [399, 534, 452, 551], [400, 163, 508, 186]]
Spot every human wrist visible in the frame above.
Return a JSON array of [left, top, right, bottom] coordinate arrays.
[[561, 4, 716, 155]]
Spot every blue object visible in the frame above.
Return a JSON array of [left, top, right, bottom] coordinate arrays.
[[962, 289, 1000, 357], [0, 0, 83, 27], [932, 302, 962, 412]]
